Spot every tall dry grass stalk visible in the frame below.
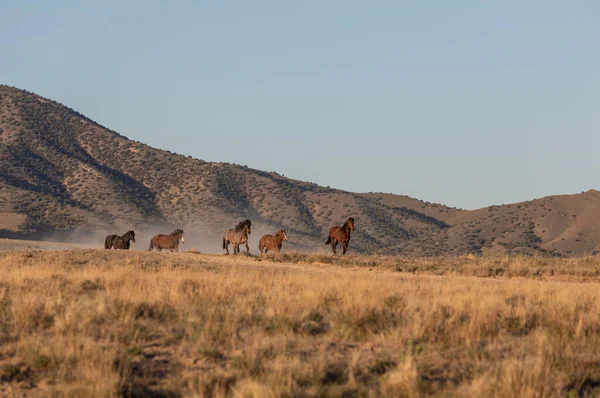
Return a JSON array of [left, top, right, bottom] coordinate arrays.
[[1, 250, 600, 397]]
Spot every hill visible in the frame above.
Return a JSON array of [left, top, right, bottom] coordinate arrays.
[[0, 84, 598, 256]]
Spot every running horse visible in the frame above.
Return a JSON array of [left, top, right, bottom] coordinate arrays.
[[104, 230, 135, 250], [259, 229, 287, 255], [223, 219, 251, 254], [148, 229, 185, 252], [325, 217, 355, 254]]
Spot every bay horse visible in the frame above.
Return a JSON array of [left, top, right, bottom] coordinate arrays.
[[148, 229, 184, 252], [325, 217, 355, 254], [223, 219, 251, 254], [104, 230, 135, 250], [259, 229, 287, 255]]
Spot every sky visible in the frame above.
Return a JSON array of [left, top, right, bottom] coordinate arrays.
[[1, 1, 599, 209]]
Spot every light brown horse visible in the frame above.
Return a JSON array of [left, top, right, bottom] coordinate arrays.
[[325, 217, 355, 254], [148, 229, 184, 252], [259, 229, 287, 255], [223, 219, 251, 254]]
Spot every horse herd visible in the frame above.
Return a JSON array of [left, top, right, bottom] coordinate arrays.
[[104, 217, 356, 255]]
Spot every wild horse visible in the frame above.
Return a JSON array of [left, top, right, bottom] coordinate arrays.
[[223, 219, 251, 255], [148, 229, 185, 252], [325, 217, 355, 254], [259, 229, 287, 255], [105, 230, 135, 250]]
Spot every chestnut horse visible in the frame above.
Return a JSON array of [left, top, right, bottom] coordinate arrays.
[[223, 219, 251, 254], [148, 229, 184, 252], [325, 217, 355, 254], [104, 230, 135, 250], [259, 229, 287, 255]]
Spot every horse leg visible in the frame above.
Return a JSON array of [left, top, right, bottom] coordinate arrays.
[[331, 239, 337, 254], [344, 236, 351, 254], [342, 242, 348, 255], [224, 241, 230, 255], [245, 241, 250, 253]]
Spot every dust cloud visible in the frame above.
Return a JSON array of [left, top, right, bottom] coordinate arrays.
[[1, 220, 328, 254]]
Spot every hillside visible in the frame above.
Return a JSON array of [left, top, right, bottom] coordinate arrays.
[[0, 85, 598, 256]]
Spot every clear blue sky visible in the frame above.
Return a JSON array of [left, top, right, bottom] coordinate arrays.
[[2, 1, 599, 209]]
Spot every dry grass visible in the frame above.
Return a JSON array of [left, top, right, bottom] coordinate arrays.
[[1, 250, 600, 397], [263, 252, 600, 283]]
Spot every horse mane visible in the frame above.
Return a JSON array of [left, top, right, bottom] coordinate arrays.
[[171, 229, 183, 236], [234, 221, 246, 232], [234, 219, 251, 232]]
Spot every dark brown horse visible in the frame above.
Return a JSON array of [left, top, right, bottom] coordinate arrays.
[[105, 230, 135, 250], [148, 229, 184, 252], [259, 229, 287, 255], [325, 217, 355, 254], [223, 219, 251, 254]]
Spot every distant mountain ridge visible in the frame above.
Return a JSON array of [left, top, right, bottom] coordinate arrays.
[[1, 84, 598, 256]]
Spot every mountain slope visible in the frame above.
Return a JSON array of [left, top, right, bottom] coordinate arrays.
[[0, 85, 597, 256]]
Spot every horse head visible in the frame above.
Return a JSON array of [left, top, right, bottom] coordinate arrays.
[[129, 230, 136, 242], [348, 217, 355, 231], [173, 229, 184, 243], [280, 229, 287, 241], [245, 219, 252, 234]]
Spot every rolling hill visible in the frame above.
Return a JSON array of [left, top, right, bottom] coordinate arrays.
[[0, 84, 598, 256]]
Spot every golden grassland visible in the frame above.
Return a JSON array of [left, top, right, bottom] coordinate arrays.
[[2, 250, 600, 397]]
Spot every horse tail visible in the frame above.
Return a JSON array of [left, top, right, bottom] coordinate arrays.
[[259, 238, 264, 253], [104, 236, 111, 249], [148, 238, 154, 251], [325, 235, 331, 245], [222, 234, 227, 250]]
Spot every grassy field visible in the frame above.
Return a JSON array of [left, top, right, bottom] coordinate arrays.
[[1, 250, 600, 397]]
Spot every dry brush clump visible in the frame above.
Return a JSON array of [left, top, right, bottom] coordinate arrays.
[[1, 250, 600, 397]]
